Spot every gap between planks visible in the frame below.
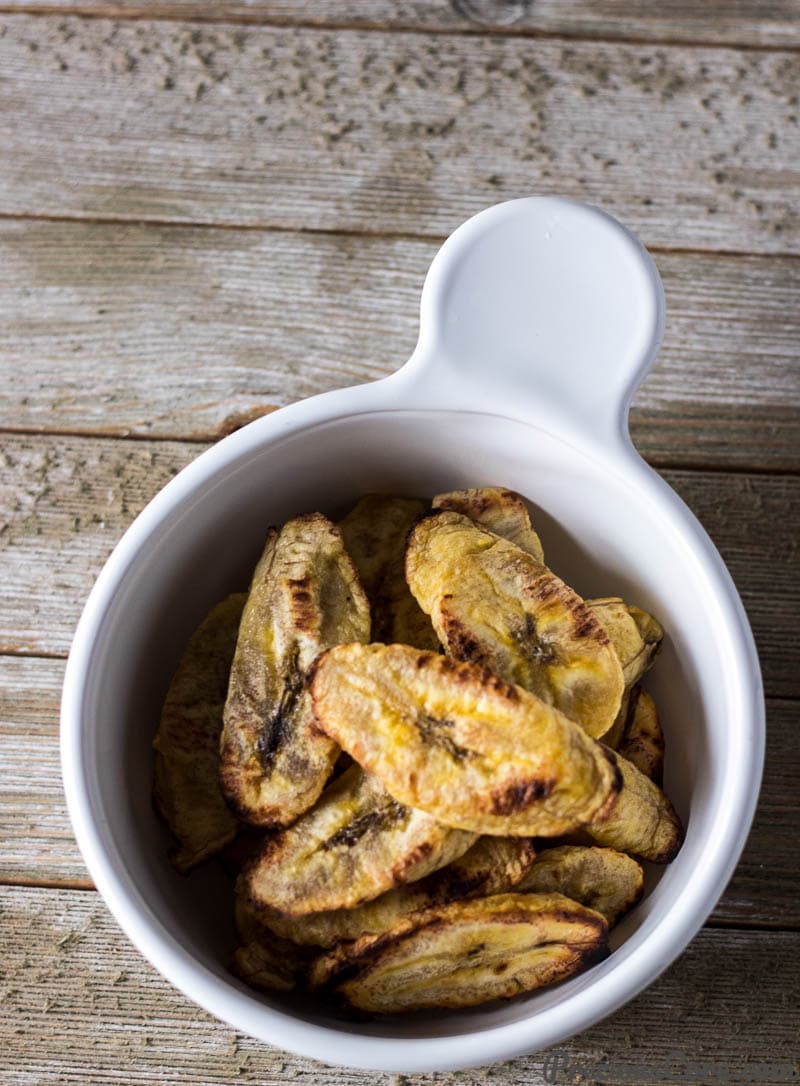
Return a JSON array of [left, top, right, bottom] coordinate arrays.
[[0, 5, 799, 56], [4, 879, 794, 932], [1, 19, 796, 254], [1, 880, 797, 934], [0, 210, 799, 263], [1, 426, 797, 479]]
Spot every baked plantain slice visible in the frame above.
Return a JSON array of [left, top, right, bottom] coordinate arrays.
[[629, 605, 666, 654], [220, 513, 371, 828], [257, 836, 536, 948], [339, 495, 424, 598], [516, 845, 643, 927], [311, 643, 620, 837], [339, 495, 439, 650], [309, 892, 609, 1013], [231, 927, 303, 993], [380, 575, 442, 653], [587, 746, 682, 863], [432, 486, 545, 564], [405, 512, 624, 738], [587, 598, 663, 748], [587, 598, 663, 688], [245, 765, 476, 917], [153, 593, 244, 873], [617, 687, 665, 784], [231, 876, 307, 992]]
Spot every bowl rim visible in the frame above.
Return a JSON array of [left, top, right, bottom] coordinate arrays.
[[60, 394, 765, 1074]]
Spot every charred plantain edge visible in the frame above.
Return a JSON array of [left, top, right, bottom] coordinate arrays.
[[589, 746, 624, 822]]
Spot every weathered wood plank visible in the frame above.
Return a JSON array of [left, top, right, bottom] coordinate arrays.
[[0, 656, 83, 888], [1, 220, 799, 470], [715, 697, 800, 929], [1, 884, 797, 1084], [2, 654, 796, 928], [0, 18, 798, 252], [1, 1, 799, 50], [1, 435, 796, 693], [0, 436, 196, 660]]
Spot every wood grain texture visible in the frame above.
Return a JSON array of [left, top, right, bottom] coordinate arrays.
[[0, 17, 798, 252], [1, 1, 799, 49], [0, 435, 195, 659], [1, 436, 797, 691], [2, 654, 796, 928], [1, 220, 799, 469], [0, 656, 89, 888], [1, 884, 798, 1084]]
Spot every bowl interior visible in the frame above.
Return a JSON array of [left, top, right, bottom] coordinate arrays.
[[76, 408, 743, 1042]]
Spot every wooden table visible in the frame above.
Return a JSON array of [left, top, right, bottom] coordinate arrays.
[[1, 2, 798, 1082]]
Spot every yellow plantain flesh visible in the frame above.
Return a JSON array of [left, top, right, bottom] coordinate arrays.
[[220, 513, 370, 827], [254, 835, 536, 948], [516, 845, 643, 927], [244, 764, 476, 917], [339, 494, 439, 651], [588, 597, 663, 748], [406, 512, 624, 738], [311, 643, 621, 837], [617, 687, 665, 784], [309, 892, 609, 1013], [587, 746, 682, 863], [432, 486, 545, 563]]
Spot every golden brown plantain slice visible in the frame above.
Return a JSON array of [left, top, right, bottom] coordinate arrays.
[[309, 892, 609, 1013], [339, 495, 423, 598], [617, 687, 665, 784], [311, 643, 620, 837], [432, 486, 545, 564], [232, 941, 299, 993], [377, 569, 440, 651], [245, 765, 476, 917], [587, 598, 663, 748], [220, 514, 371, 828], [153, 593, 244, 873], [257, 836, 536, 948], [232, 878, 307, 992], [629, 605, 666, 654], [516, 845, 643, 927], [231, 925, 304, 993], [339, 495, 439, 651], [405, 512, 624, 738], [587, 598, 663, 688], [587, 746, 682, 863]]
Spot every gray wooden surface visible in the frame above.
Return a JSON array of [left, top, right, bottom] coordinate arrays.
[[0, 2, 798, 1083]]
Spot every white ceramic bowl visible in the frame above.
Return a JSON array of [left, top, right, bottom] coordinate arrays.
[[61, 198, 764, 1074]]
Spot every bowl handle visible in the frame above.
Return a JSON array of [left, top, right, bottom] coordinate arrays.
[[390, 197, 665, 452]]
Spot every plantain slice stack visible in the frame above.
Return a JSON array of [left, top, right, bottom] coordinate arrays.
[[244, 765, 476, 917], [309, 892, 609, 1014], [231, 890, 306, 993], [406, 511, 624, 738], [311, 643, 620, 837], [432, 486, 545, 564], [588, 598, 662, 689], [153, 486, 684, 1018], [617, 687, 665, 784], [153, 593, 245, 873], [250, 835, 536, 948], [587, 597, 663, 747], [220, 513, 371, 828], [339, 495, 439, 651], [517, 845, 643, 927]]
